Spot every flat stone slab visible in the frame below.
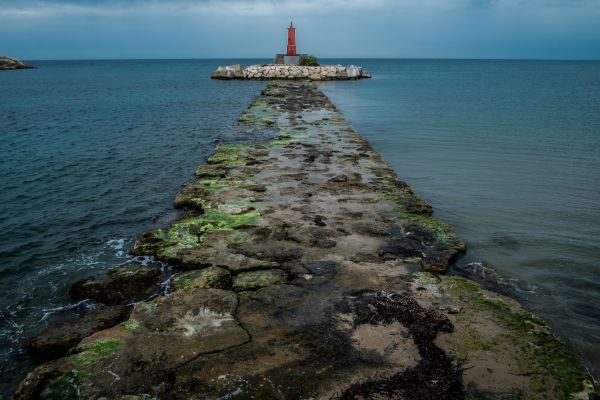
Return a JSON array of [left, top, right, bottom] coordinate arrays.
[[14, 81, 597, 400], [69, 262, 161, 305], [25, 305, 129, 360]]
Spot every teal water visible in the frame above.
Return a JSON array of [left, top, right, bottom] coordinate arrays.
[[320, 59, 600, 383], [0, 59, 267, 396], [0, 59, 599, 395]]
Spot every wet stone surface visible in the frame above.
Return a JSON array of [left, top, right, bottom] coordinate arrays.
[[15, 81, 597, 400], [25, 305, 130, 360], [69, 262, 161, 305]]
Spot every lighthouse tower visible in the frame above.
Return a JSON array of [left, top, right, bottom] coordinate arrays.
[[275, 21, 304, 65], [287, 21, 297, 56]]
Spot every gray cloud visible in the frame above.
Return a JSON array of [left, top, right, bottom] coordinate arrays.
[[1, 0, 598, 59]]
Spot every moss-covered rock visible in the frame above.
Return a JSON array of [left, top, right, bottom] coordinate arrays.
[[195, 164, 228, 178], [208, 143, 251, 166], [27, 305, 129, 359], [120, 319, 141, 333], [40, 370, 88, 400], [232, 269, 287, 292], [132, 208, 262, 263], [68, 338, 122, 367], [172, 267, 232, 291], [413, 273, 595, 399], [239, 99, 280, 127]]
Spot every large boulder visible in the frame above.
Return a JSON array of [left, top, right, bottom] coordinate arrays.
[[69, 263, 161, 305], [346, 65, 361, 79], [26, 305, 129, 360], [210, 64, 244, 79]]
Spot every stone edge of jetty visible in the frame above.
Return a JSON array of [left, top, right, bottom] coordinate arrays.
[[211, 63, 371, 80]]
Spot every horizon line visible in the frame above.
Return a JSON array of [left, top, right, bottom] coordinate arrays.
[[19, 57, 600, 62]]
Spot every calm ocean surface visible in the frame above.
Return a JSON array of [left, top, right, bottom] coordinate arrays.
[[0, 59, 599, 395]]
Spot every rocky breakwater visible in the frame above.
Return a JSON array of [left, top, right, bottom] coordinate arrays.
[[211, 63, 371, 80], [15, 81, 597, 399], [0, 56, 35, 70]]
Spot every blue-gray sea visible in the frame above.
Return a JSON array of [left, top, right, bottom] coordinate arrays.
[[1, 59, 599, 396]]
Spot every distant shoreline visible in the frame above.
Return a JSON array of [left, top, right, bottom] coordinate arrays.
[[0, 56, 35, 70]]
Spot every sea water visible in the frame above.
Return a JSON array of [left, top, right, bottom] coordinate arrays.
[[0, 59, 599, 396], [0, 59, 266, 396]]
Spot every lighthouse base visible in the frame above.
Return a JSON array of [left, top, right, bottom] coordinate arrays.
[[275, 54, 304, 65]]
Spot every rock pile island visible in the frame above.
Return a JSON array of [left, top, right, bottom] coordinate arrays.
[[212, 22, 370, 81], [0, 55, 35, 70], [211, 63, 371, 81], [15, 80, 597, 399]]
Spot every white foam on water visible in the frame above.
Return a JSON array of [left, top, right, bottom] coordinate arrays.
[[39, 299, 97, 322], [463, 261, 538, 295], [106, 238, 126, 257], [1, 236, 143, 365]]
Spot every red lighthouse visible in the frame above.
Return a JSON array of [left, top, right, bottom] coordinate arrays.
[[287, 21, 297, 56], [275, 21, 302, 64]]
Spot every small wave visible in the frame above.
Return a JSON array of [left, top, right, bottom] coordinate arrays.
[[106, 238, 126, 257], [118, 255, 175, 304], [39, 299, 97, 322]]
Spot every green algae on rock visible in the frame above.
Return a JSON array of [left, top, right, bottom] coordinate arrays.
[[172, 266, 232, 291], [27, 305, 129, 360], [120, 319, 141, 333], [413, 272, 595, 399], [15, 81, 596, 400], [41, 370, 88, 400], [232, 269, 287, 292], [69, 338, 122, 367], [132, 207, 262, 265]]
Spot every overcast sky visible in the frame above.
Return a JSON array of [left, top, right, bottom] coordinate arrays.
[[1, 0, 599, 60]]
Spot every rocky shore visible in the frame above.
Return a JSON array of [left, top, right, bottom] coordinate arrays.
[[14, 81, 596, 399], [211, 64, 371, 80], [0, 56, 35, 70]]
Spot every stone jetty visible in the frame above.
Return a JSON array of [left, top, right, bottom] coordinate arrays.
[[0, 56, 35, 70], [211, 64, 371, 80], [15, 81, 596, 399]]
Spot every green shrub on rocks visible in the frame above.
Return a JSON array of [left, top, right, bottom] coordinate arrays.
[[299, 54, 319, 66]]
